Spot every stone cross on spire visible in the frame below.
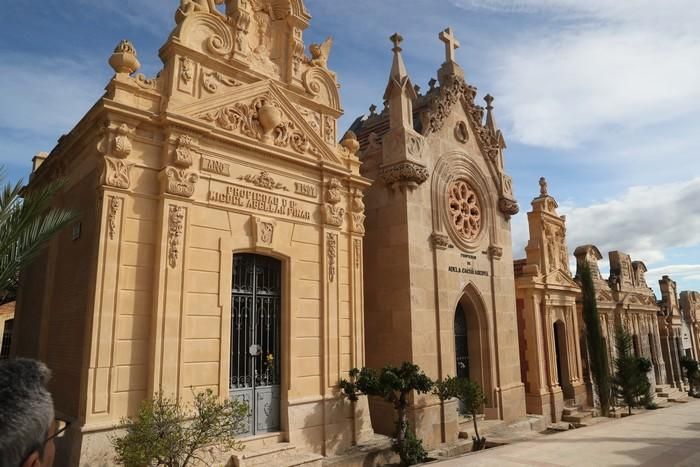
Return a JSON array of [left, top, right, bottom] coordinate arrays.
[[439, 27, 460, 63], [390, 32, 403, 52]]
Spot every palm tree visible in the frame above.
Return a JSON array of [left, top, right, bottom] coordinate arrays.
[[0, 171, 77, 301]]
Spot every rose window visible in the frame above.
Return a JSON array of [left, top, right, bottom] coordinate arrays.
[[447, 180, 481, 241]]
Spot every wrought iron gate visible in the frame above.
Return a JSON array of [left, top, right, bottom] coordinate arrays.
[[230, 254, 281, 436]]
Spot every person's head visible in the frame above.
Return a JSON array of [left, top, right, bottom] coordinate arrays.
[[0, 359, 56, 467]]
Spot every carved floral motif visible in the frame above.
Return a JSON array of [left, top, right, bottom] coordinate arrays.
[[327, 233, 337, 282], [113, 124, 134, 158], [447, 179, 481, 241], [202, 70, 242, 93], [431, 233, 449, 250], [351, 189, 365, 234], [168, 205, 185, 268], [200, 97, 309, 153], [354, 239, 361, 269], [102, 157, 134, 189], [238, 171, 288, 191], [254, 217, 276, 247], [380, 161, 430, 189], [164, 167, 199, 198], [173, 135, 198, 167], [107, 196, 121, 240]]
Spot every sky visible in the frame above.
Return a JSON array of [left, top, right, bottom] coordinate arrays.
[[1, 0, 699, 295]]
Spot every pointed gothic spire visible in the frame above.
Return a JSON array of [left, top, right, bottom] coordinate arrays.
[[384, 33, 417, 130], [484, 94, 506, 149]]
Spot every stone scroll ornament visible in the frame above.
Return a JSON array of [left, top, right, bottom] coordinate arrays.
[[200, 97, 309, 154], [164, 167, 199, 198]]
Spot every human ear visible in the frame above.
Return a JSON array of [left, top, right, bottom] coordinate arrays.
[[20, 451, 41, 467]]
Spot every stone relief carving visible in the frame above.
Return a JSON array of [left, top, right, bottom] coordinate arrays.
[[489, 245, 503, 260], [324, 178, 345, 227], [113, 124, 135, 158], [294, 105, 321, 135], [173, 135, 198, 167], [447, 179, 481, 241], [238, 171, 288, 191], [164, 167, 199, 198], [133, 74, 159, 90], [351, 189, 366, 234], [498, 197, 520, 217], [431, 232, 449, 250], [327, 233, 337, 282], [454, 121, 469, 143], [102, 157, 134, 190], [202, 70, 242, 93], [305, 37, 333, 69], [109, 40, 141, 75], [253, 216, 276, 248], [354, 239, 361, 269], [324, 115, 335, 144], [200, 97, 309, 153], [107, 196, 121, 240], [168, 205, 186, 268], [175, 0, 225, 25], [180, 57, 195, 85], [379, 161, 430, 190]]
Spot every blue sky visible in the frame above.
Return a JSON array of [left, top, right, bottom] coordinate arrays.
[[1, 0, 699, 295]]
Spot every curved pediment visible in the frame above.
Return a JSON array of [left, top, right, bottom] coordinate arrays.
[[174, 81, 343, 164]]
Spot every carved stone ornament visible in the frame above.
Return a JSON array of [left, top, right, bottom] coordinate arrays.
[[327, 233, 337, 282], [109, 40, 140, 75], [351, 189, 366, 234], [306, 37, 333, 69], [164, 167, 199, 198], [202, 70, 242, 93], [200, 96, 309, 154], [447, 179, 481, 241], [180, 57, 195, 85], [424, 75, 477, 136], [498, 197, 520, 217], [379, 161, 430, 190], [173, 135, 198, 167], [454, 121, 469, 143], [132, 74, 159, 90], [431, 232, 449, 250], [488, 245, 503, 260], [168, 205, 185, 268], [238, 171, 288, 191], [102, 156, 134, 190], [253, 216, 276, 248], [354, 239, 361, 269], [107, 196, 121, 240], [324, 178, 345, 227], [113, 124, 134, 158]]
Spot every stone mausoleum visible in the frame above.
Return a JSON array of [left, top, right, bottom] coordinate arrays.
[[10, 1, 700, 465]]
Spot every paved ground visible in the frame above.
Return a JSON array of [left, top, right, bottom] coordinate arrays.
[[435, 400, 700, 466]]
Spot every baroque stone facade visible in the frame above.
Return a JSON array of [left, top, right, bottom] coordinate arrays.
[[13, 2, 372, 465]]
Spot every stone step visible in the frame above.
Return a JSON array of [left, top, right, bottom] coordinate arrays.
[[561, 411, 593, 425], [668, 394, 689, 403], [229, 443, 323, 467]]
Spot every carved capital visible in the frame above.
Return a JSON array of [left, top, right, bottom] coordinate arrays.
[[162, 167, 199, 198], [324, 205, 346, 228], [380, 161, 430, 190], [101, 156, 134, 190]]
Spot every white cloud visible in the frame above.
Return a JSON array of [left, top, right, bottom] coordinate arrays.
[[0, 54, 106, 137], [450, 0, 700, 149]]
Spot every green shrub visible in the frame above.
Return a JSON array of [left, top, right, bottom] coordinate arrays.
[[434, 376, 487, 450], [611, 325, 652, 415], [112, 389, 248, 467]]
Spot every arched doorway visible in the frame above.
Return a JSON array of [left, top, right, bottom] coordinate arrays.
[[553, 320, 573, 399], [453, 292, 491, 415], [230, 253, 282, 436]]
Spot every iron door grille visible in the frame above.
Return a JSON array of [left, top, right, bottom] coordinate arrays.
[[230, 254, 281, 436]]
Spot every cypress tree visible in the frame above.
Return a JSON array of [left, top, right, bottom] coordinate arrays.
[[612, 325, 652, 414], [580, 263, 611, 416]]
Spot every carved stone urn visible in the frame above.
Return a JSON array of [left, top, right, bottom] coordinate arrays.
[[341, 131, 360, 157], [109, 40, 141, 75], [258, 102, 283, 143]]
